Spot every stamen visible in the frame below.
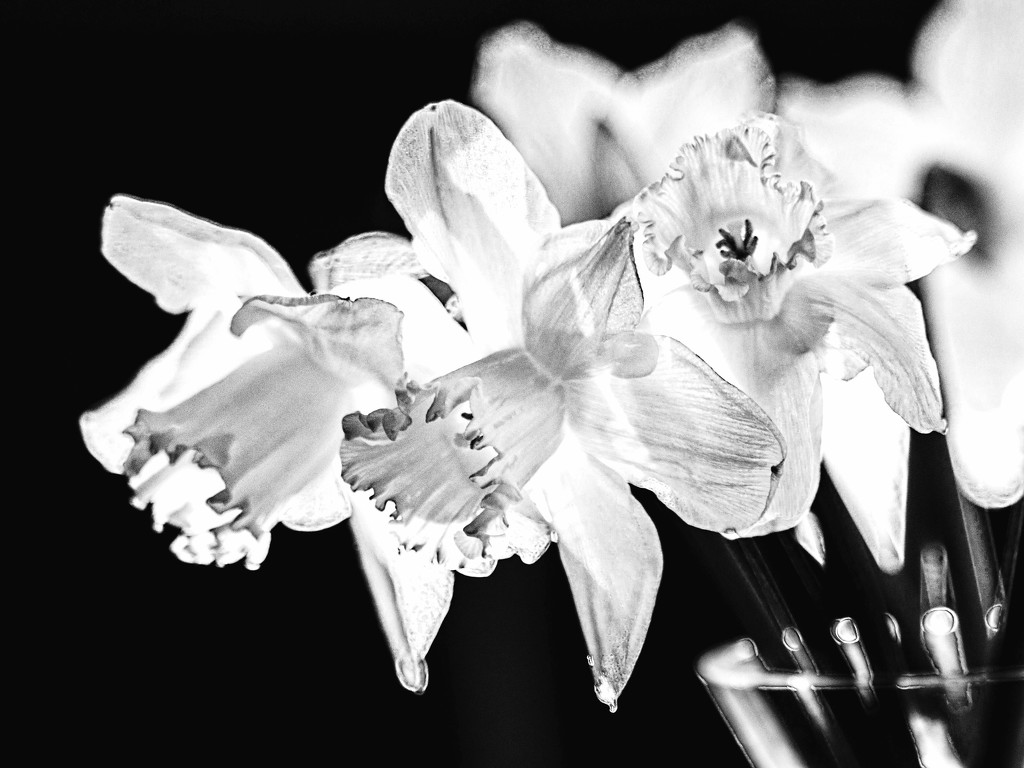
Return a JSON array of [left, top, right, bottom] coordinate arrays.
[[716, 228, 743, 259], [744, 218, 758, 255], [716, 221, 760, 262]]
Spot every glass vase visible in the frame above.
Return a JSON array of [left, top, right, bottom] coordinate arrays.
[[697, 633, 1023, 767]]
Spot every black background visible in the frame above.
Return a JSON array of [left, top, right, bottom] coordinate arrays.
[[10, 1, 990, 765]]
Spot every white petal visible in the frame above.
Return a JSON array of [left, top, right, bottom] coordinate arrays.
[[528, 437, 662, 711], [782, 272, 945, 434], [794, 512, 826, 568], [914, 0, 1024, 170], [503, 499, 554, 565], [385, 100, 560, 354], [79, 304, 273, 473], [625, 22, 775, 184], [923, 254, 1024, 506], [640, 287, 823, 534], [349, 491, 454, 694], [820, 371, 909, 573], [778, 75, 943, 200], [472, 22, 775, 226], [326, 275, 476, 383], [102, 195, 303, 314], [824, 198, 975, 283], [212, 527, 269, 569], [83, 196, 304, 474], [567, 333, 783, 534], [944, 381, 1024, 508], [231, 294, 406, 388], [278, 456, 353, 532], [308, 231, 428, 291], [471, 22, 623, 223], [526, 218, 641, 373], [722, 351, 823, 538]]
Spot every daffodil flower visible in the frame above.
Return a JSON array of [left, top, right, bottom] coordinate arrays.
[[337, 101, 785, 709], [779, 0, 1024, 509], [633, 115, 976, 563], [122, 291, 406, 561], [79, 196, 477, 693], [471, 21, 774, 224], [470, 20, 919, 573]]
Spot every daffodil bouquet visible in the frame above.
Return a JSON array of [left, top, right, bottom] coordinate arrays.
[[79, 0, 1021, 762]]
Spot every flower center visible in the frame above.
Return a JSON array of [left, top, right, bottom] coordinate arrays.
[[670, 195, 829, 324], [715, 218, 759, 262], [340, 349, 567, 568], [634, 121, 835, 323], [122, 343, 365, 567]]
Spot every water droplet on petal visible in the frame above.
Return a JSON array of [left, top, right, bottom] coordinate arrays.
[[722, 528, 738, 539], [594, 676, 618, 713], [395, 655, 429, 694], [586, 655, 594, 667]]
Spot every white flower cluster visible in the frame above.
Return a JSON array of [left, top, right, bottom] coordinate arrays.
[[81, 0, 1020, 712]]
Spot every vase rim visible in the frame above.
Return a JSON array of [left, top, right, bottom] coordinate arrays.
[[695, 637, 1024, 691]]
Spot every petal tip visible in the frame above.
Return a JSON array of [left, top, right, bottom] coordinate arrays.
[[875, 547, 905, 575], [395, 654, 429, 694], [594, 675, 619, 713], [954, 229, 978, 258], [794, 512, 827, 568], [80, 409, 132, 474]]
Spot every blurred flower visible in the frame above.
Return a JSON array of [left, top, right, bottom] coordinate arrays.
[[634, 115, 975, 562], [338, 101, 785, 709], [780, 0, 1024, 509], [471, 20, 774, 224], [79, 196, 476, 692]]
